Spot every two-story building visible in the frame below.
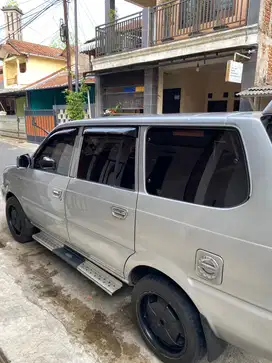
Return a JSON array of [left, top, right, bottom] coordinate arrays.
[[0, 4, 89, 118], [90, 0, 271, 116], [0, 4, 67, 116]]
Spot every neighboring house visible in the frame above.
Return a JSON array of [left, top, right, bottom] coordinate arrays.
[[0, 39, 66, 89], [0, 4, 89, 117], [0, 39, 66, 117], [0, 3, 67, 117], [23, 68, 95, 143], [90, 0, 272, 115], [24, 68, 95, 111]]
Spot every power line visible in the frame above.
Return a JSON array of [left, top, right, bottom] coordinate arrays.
[[0, 0, 62, 44], [77, 1, 88, 41], [0, 0, 59, 32], [81, 0, 96, 28], [40, 29, 59, 45]]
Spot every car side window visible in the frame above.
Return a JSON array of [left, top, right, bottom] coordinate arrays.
[[146, 127, 249, 208], [34, 130, 77, 176], [77, 133, 136, 190]]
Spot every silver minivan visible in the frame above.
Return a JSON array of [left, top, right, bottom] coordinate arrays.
[[3, 108, 272, 363]]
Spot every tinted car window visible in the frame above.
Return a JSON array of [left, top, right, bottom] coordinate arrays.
[[78, 134, 136, 190], [34, 130, 76, 176], [146, 127, 249, 208]]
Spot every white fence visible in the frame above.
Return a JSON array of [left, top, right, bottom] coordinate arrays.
[[0, 116, 26, 140]]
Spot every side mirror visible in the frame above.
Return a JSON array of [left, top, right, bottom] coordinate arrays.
[[40, 156, 56, 170], [17, 154, 31, 168]]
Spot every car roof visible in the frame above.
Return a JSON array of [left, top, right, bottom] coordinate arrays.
[[55, 112, 262, 130]]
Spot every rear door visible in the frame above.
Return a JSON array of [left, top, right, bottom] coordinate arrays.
[[65, 127, 138, 276]]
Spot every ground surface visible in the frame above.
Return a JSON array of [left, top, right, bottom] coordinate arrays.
[[0, 138, 270, 363]]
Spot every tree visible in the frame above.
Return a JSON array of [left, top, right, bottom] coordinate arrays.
[[64, 83, 89, 120], [50, 35, 65, 50], [50, 33, 77, 49], [50, 32, 67, 49]]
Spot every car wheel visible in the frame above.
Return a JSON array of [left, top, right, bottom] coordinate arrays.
[[132, 274, 206, 363], [6, 196, 34, 243]]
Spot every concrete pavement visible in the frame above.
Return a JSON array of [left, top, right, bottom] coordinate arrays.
[[0, 138, 270, 363]]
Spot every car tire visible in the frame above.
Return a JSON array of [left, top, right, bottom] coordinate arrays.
[[6, 196, 34, 243], [132, 274, 206, 363]]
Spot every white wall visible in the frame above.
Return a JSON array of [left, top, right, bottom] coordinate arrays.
[[17, 56, 66, 86], [163, 64, 241, 112]]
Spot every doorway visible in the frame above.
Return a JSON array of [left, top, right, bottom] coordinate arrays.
[[163, 88, 181, 113], [207, 100, 228, 112]]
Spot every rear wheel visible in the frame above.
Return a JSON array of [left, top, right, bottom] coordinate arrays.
[[6, 196, 34, 243], [132, 274, 206, 363]]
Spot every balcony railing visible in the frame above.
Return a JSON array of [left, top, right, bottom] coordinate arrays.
[[95, 0, 249, 58], [95, 12, 143, 57], [151, 0, 248, 45]]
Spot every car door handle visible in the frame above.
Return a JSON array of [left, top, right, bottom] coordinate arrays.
[[111, 206, 128, 220], [52, 189, 62, 199]]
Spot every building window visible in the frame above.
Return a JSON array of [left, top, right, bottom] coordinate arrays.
[[223, 92, 229, 98], [19, 63, 26, 73], [233, 100, 240, 111], [145, 127, 249, 208]]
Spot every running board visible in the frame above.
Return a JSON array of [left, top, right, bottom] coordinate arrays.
[[77, 260, 123, 295], [33, 231, 64, 251], [32, 231, 123, 295]]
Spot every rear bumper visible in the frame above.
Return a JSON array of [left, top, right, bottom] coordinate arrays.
[[190, 279, 272, 361]]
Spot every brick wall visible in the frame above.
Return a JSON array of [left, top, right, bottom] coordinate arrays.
[[255, 0, 272, 85]]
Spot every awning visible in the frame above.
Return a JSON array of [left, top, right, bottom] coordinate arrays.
[[238, 86, 272, 98]]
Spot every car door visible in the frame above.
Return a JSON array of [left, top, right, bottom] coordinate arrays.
[[65, 127, 138, 276], [21, 128, 78, 242]]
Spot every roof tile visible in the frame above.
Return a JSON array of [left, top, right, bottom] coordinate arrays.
[[4, 40, 66, 60], [25, 68, 95, 90], [238, 86, 272, 97]]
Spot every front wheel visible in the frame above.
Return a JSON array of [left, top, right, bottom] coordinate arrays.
[[6, 196, 35, 243], [132, 274, 206, 363]]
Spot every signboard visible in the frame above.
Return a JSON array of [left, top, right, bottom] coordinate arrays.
[[225, 60, 243, 84], [136, 86, 144, 92]]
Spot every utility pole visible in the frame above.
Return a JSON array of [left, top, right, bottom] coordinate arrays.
[[74, 0, 79, 92], [63, 0, 72, 90]]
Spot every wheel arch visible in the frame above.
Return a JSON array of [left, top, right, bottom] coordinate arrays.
[[6, 191, 16, 201], [127, 263, 227, 362]]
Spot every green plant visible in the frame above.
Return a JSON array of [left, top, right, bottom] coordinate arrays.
[[109, 8, 119, 22], [64, 83, 89, 120], [6, 0, 18, 6]]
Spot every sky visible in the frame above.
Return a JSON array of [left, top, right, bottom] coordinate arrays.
[[0, 0, 141, 46]]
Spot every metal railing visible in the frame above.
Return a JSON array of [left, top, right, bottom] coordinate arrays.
[[95, 11, 143, 57], [151, 0, 248, 45]]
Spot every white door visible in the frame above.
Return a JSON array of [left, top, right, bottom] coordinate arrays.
[[65, 127, 138, 276], [21, 128, 78, 242]]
